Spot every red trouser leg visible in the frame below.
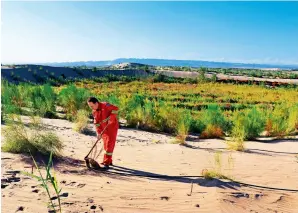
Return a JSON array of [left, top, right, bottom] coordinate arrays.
[[102, 125, 118, 165]]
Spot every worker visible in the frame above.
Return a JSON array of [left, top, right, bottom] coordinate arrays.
[[87, 97, 119, 169]]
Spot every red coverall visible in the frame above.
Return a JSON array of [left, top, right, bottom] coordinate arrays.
[[92, 102, 119, 165]]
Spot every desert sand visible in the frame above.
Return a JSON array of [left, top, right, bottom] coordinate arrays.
[[1, 117, 298, 213]]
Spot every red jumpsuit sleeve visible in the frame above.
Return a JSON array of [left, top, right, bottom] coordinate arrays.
[[92, 110, 101, 134], [105, 103, 119, 124]]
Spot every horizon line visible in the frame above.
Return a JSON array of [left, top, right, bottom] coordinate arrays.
[[2, 57, 298, 67]]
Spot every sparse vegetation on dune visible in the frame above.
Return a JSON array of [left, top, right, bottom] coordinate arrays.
[[202, 151, 233, 180], [2, 115, 63, 156]]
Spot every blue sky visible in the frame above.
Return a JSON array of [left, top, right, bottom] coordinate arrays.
[[2, 1, 298, 65]]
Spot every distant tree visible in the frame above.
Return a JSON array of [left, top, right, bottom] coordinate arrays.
[[182, 66, 191, 72], [198, 69, 207, 83], [199, 67, 208, 72], [92, 67, 97, 72], [143, 65, 149, 72], [211, 74, 217, 82], [61, 74, 66, 79]]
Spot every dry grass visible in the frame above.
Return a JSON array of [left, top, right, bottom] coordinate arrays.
[[201, 169, 230, 180], [2, 115, 63, 156], [227, 139, 245, 152], [200, 124, 224, 139], [228, 112, 246, 151], [202, 152, 233, 180], [73, 109, 90, 133]]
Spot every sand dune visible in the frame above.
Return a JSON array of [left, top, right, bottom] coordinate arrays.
[[1, 117, 298, 212], [2, 65, 297, 85]]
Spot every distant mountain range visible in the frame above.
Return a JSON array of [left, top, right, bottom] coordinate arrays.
[[37, 58, 298, 70]]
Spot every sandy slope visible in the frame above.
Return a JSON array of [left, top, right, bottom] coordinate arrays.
[[153, 70, 298, 85], [1, 117, 298, 213]]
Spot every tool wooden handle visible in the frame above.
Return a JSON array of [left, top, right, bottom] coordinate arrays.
[[84, 124, 109, 159]]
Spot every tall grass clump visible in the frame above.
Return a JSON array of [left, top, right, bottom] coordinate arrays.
[[22, 152, 63, 213], [243, 107, 266, 140], [1, 81, 23, 116], [202, 151, 231, 180], [200, 104, 227, 138], [123, 94, 158, 131], [286, 104, 298, 135], [155, 102, 180, 133], [58, 84, 91, 120], [1, 81, 57, 119], [228, 111, 245, 151], [73, 109, 90, 133], [30, 84, 57, 118], [227, 107, 265, 151], [265, 103, 295, 137], [175, 109, 192, 144], [2, 115, 63, 156], [124, 94, 147, 127]]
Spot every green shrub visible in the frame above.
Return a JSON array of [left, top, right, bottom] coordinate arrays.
[[200, 124, 224, 139], [124, 94, 148, 127], [155, 103, 180, 133], [190, 117, 205, 133], [243, 107, 265, 140], [58, 84, 91, 120], [287, 104, 298, 135], [30, 84, 57, 117], [200, 104, 228, 137], [265, 104, 289, 137]]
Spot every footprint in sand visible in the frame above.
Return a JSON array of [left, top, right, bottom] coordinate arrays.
[[77, 183, 86, 188], [90, 205, 103, 211], [66, 181, 77, 186], [61, 181, 86, 188], [1, 184, 9, 189], [230, 192, 249, 198], [51, 192, 69, 200], [160, 196, 170, 201], [15, 206, 24, 212], [254, 193, 263, 199], [1, 175, 21, 189]]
